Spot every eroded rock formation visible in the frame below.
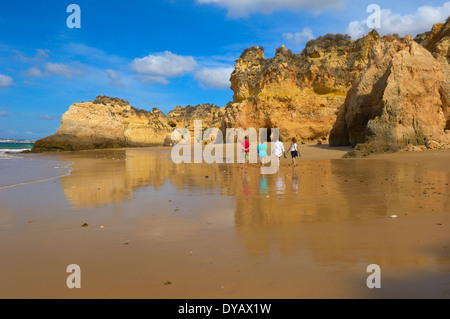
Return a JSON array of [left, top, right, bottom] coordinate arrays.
[[222, 31, 381, 141], [330, 21, 450, 157], [32, 96, 221, 152], [33, 19, 450, 155]]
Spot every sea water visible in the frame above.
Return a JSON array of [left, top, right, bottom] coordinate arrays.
[[0, 143, 72, 189], [0, 142, 34, 159]]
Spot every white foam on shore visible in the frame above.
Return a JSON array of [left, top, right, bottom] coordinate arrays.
[[0, 148, 30, 160], [0, 168, 73, 190], [0, 153, 74, 189], [0, 148, 30, 153]]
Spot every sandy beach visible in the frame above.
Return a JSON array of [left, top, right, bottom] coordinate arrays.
[[0, 143, 449, 299]]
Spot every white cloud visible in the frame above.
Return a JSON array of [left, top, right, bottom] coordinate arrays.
[[347, 2, 450, 39], [136, 74, 171, 85], [0, 74, 13, 88], [38, 113, 59, 121], [0, 110, 10, 117], [196, 0, 344, 18], [43, 62, 84, 78], [194, 66, 234, 89], [64, 43, 105, 58], [282, 28, 314, 45], [23, 66, 44, 78], [22, 64, 83, 79], [130, 51, 198, 85], [62, 43, 127, 66], [105, 69, 125, 87], [13, 49, 49, 63]]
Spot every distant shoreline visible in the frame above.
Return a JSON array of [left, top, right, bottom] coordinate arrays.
[[36, 142, 450, 163]]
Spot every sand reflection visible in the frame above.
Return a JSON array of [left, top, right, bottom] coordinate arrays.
[[1, 147, 448, 298], [57, 148, 450, 272], [59, 149, 173, 207]]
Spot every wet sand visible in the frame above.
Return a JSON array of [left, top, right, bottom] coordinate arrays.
[[0, 143, 449, 299]]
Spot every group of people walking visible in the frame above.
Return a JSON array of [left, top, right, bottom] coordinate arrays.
[[241, 136, 300, 169]]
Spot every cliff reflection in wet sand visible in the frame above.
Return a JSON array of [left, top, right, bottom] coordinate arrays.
[[59, 147, 240, 207], [57, 148, 450, 293], [60, 149, 173, 207]]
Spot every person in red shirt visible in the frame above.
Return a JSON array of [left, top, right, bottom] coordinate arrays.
[[241, 136, 250, 170]]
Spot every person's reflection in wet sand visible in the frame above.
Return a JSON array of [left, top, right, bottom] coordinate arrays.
[[275, 171, 285, 195], [242, 171, 252, 196], [259, 168, 269, 194], [292, 167, 299, 194]]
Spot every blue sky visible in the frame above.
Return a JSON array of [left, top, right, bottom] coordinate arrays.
[[0, 0, 449, 139]]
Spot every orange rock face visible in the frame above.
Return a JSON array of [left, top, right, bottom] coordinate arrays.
[[33, 20, 450, 155], [222, 31, 381, 142], [32, 96, 221, 152], [330, 23, 450, 157]]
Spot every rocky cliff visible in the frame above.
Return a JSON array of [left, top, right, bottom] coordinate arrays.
[[222, 31, 381, 142], [329, 21, 450, 157], [33, 19, 450, 154], [32, 96, 221, 152], [415, 19, 450, 132]]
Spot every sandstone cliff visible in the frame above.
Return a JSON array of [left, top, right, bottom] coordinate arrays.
[[32, 96, 221, 152], [33, 20, 450, 154], [222, 31, 380, 142], [415, 18, 450, 57], [329, 22, 450, 157], [415, 19, 450, 132], [166, 103, 221, 134]]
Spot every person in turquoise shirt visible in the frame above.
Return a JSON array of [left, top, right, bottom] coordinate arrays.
[[257, 142, 268, 167]]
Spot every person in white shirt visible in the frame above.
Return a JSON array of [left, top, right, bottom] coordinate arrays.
[[272, 139, 285, 167], [288, 137, 299, 167]]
